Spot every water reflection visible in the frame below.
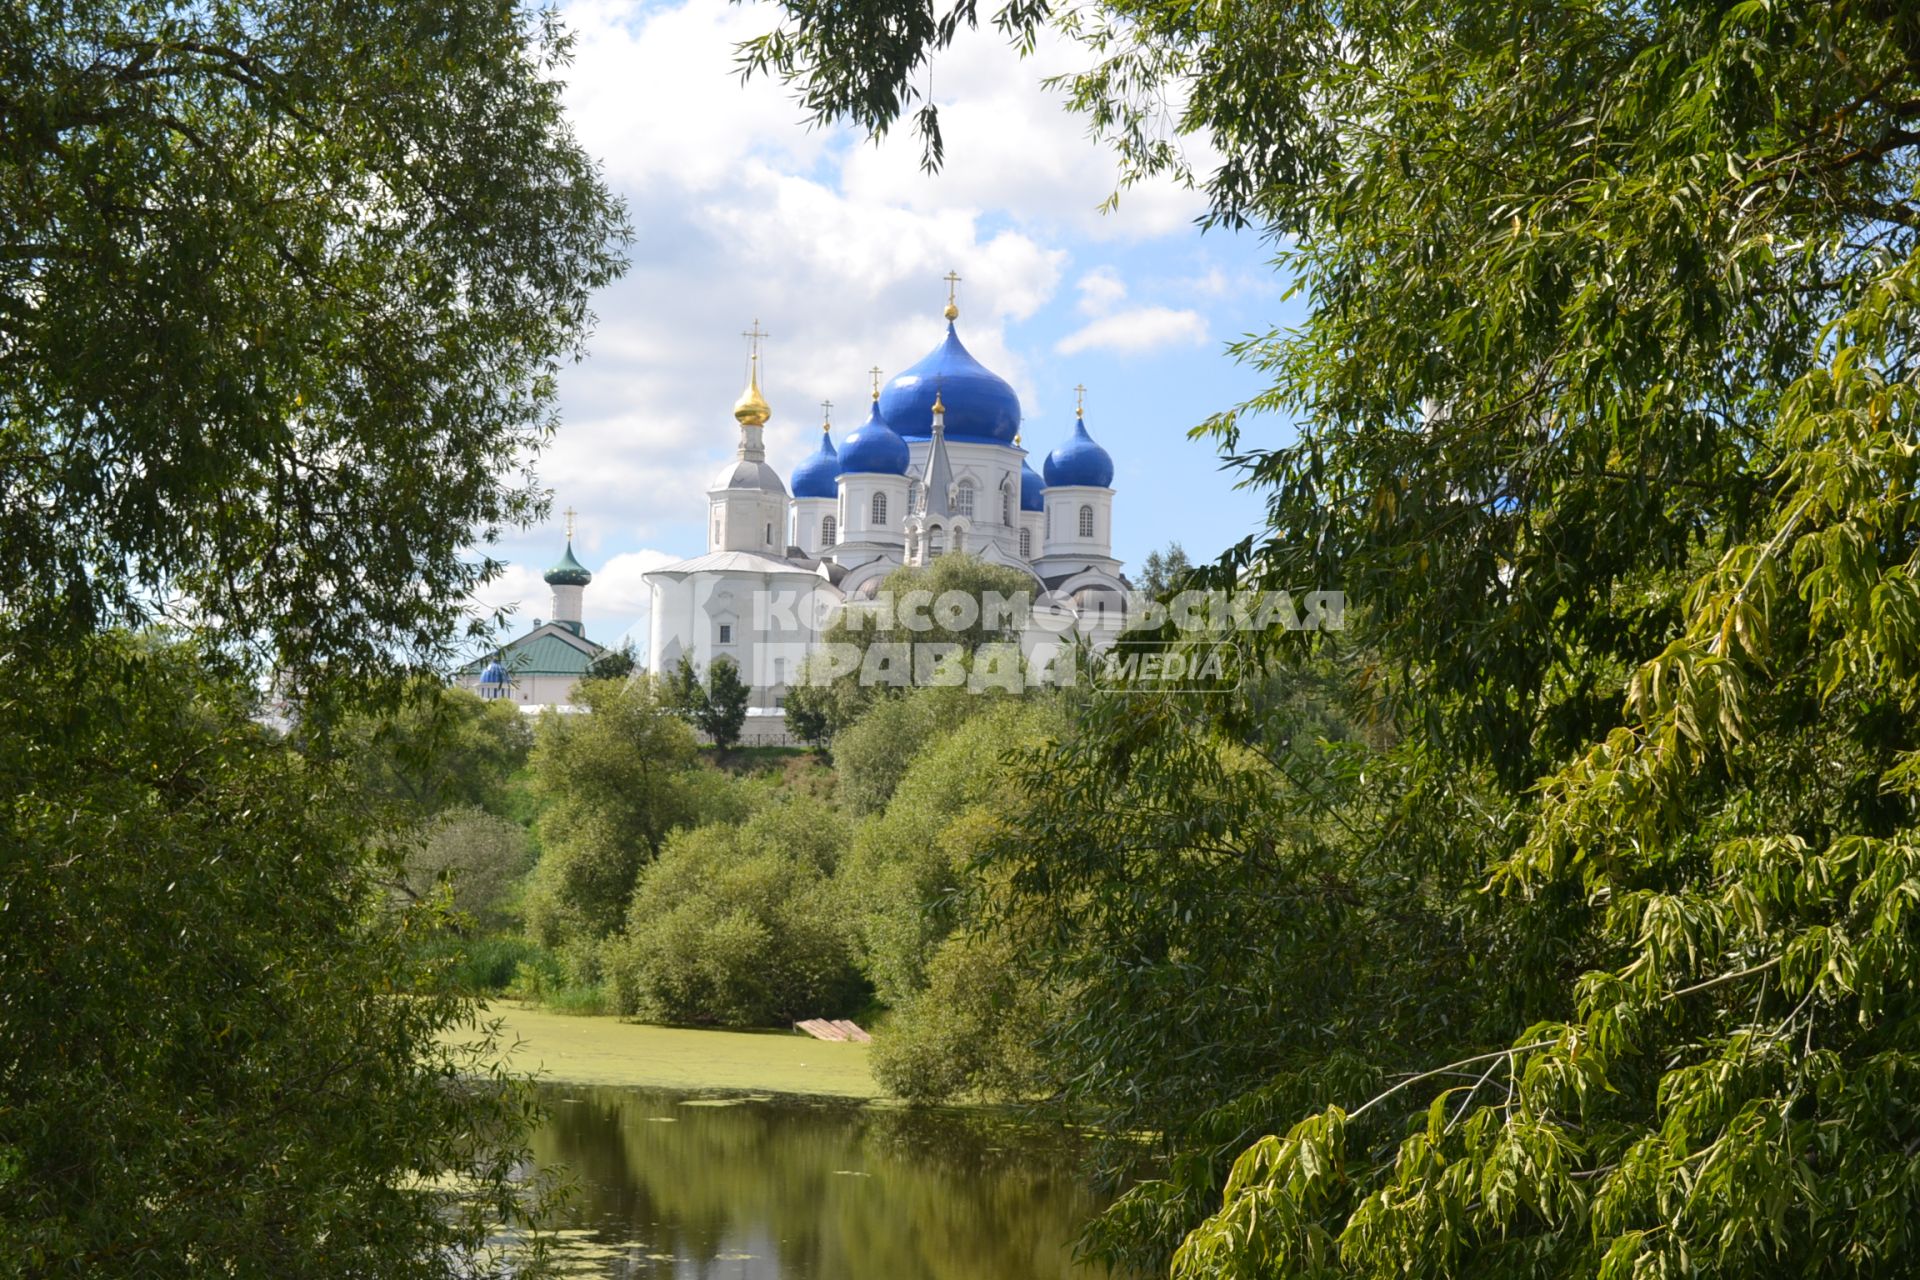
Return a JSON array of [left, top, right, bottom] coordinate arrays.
[[531, 1084, 1110, 1279]]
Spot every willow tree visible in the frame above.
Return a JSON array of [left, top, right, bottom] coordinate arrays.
[[749, 1, 1920, 1273], [1, 1, 625, 1272]]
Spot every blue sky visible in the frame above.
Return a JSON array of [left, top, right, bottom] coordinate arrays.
[[469, 0, 1307, 655]]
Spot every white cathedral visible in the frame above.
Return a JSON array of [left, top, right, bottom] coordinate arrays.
[[646, 286, 1130, 725], [462, 282, 1132, 726]]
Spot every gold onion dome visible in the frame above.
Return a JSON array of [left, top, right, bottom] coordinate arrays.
[[733, 372, 771, 427]]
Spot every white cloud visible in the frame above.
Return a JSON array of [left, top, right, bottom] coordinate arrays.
[[562, 0, 827, 193], [466, 563, 548, 636], [1076, 266, 1127, 314], [1188, 266, 1230, 297], [592, 548, 680, 618], [1055, 306, 1210, 356], [834, 21, 1207, 241]]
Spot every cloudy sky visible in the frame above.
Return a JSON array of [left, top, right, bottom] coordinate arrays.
[[471, 0, 1306, 656]]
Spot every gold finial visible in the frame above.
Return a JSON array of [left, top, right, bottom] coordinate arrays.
[[869, 366, 883, 401], [733, 319, 771, 426], [564, 506, 577, 541], [1014, 432, 1022, 446], [932, 387, 946, 414], [943, 270, 961, 321], [1074, 383, 1087, 417]]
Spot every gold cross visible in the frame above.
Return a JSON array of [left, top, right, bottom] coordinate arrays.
[[943, 270, 961, 320], [1074, 383, 1087, 415], [564, 506, 576, 541], [741, 319, 769, 368], [870, 366, 884, 400]]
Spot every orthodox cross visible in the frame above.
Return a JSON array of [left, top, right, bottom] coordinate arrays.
[[943, 270, 961, 319], [742, 319, 769, 376], [870, 366, 884, 400], [564, 506, 576, 541], [1074, 383, 1087, 416]]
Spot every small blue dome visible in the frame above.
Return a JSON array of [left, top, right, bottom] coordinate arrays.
[[838, 399, 910, 475], [790, 428, 839, 498], [879, 322, 1021, 444], [1043, 414, 1115, 488], [1019, 457, 1046, 512], [479, 660, 507, 685]]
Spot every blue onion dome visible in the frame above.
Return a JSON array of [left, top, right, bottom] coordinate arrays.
[[790, 425, 840, 498], [1043, 411, 1115, 488], [1017, 437, 1046, 512], [838, 397, 911, 475], [879, 321, 1021, 443], [544, 541, 592, 586], [479, 659, 507, 686]]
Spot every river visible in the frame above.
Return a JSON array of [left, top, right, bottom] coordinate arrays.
[[526, 1083, 1114, 1278]]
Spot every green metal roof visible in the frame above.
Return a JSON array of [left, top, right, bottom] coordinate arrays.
[[499, 631, 598, 676], [544, 541, 593, 586], [459, 625, 602, 678]]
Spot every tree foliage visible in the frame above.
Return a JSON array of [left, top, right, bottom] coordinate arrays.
[[750, 0, 1920, 1274], [586, 643, 639, 681], [831, 684, 985, 815], [1, 0, 627, 698], [0, 640, 552, 1274], [340, 683, 532, 826], [840, 696, 1064, 1023], [1135, 542, 1193, 599], [524, 676, 702, 946], [699, 656, 752, 751], [1, 1, 625, 1271], [662, 654, 751, 750], [785, 554, 1038, 743], [610, 795, 861, 1026], [397, 806, 534, 924]]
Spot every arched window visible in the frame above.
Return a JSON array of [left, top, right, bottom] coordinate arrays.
[[955, 480, 974, 518], [1019, 528, 1032, 558], [766, 521, 774, 545], [871, 491, 887, 524], [928, 527, 944, 558], [821, 515, 837, 546], [1078, 505, 1095, 538], [907, 479, 921, 514], [1001, 488, 1012, 525]]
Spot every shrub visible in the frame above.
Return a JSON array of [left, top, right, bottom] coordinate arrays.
[[830, 684, 980, 815], [837, 698, 1063, 1003], [870, 925, 1051, 1104], [398, 806, 533, 922], [609, 795, 861, 1025], [523, 676, 701, 946], [505, 952, 566, 1002], [416, 934, 551, 993]]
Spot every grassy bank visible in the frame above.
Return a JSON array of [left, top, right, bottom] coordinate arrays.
[[448, 1002, 879, 1099]]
